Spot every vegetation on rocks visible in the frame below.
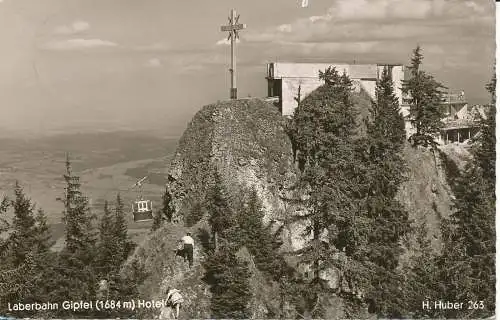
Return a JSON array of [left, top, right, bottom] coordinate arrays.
[[402, 46, 447, 147]]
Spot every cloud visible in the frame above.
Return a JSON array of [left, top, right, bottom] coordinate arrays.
[[146, 58, 162, 68], [44, 38, 118, 50], [246, 0, 493, 45], [216, 38, 241, 45], [54, 20, 90, 35], [134, 43, 171, 52], [277, 24, 292, 33]]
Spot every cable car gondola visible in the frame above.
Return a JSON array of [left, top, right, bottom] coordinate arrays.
[[131, 176, 153, 222]]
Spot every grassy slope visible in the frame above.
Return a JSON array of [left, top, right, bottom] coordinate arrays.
[[124, 221, 212, 319], [125, 219, 286, 319]]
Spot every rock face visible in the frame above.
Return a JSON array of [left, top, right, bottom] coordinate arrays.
[[396, 145, 455, 254], [165, 98, 302, 250]]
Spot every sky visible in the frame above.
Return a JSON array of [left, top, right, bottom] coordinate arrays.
[[0, 0, 495, 137]]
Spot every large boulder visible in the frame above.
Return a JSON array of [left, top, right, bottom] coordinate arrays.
[[165, 98, 303, 251]]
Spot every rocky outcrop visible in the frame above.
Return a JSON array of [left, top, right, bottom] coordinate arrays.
[[396, 145, 455, 254], [165, 98, 303, 250]]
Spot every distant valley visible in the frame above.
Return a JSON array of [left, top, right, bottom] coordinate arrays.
[[0, 130, 179, 248]]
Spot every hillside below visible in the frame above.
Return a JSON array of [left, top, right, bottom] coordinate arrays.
[[128, 97, 459, 319]]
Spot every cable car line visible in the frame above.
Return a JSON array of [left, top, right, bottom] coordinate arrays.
[[78, 176, 156, 223]]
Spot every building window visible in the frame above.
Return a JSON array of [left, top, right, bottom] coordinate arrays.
[[268, 79, 282, 98]]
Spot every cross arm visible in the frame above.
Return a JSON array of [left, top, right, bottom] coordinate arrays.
[[220, 23, 246, 32]]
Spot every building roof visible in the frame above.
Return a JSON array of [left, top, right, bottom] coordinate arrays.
[[267, 62, 402, 80]]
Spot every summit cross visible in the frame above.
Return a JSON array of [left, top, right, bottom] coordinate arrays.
[[220, 9, 246, 99]]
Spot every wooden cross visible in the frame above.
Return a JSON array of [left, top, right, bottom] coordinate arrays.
[[220, 9, 246, 99]]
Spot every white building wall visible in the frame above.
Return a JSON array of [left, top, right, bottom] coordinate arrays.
[[281, 78, 378, 116], [269, 62, 407, 117], [281, 78, 323, 116], [360, 80, 376, 99], [391, 65, 405, 106]]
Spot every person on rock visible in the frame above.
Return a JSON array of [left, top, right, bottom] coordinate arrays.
[[181, 232, 194, 268], [165, 287, 184, 319]]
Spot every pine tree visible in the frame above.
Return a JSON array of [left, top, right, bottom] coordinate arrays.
[[0, 184, 53, 317], [206, 173, 234, 250], [235, 189, 291, 281], [8, 181, 37, 266], [474, 74, 496, 186], [288, 67, 368, 316], [33, 208, 53, 253], [8, 184, 53, 264], [403, 221, 442, 318], [113, 193, 134, 263], [29, 208, 56, 299], [48, 154, 98, 316], [0, 252, 36, 307], [436, 76, 496, 318], [401, 46, 447, 147], [0, 196, 9, 261], [96, 201, 115, 278], [361, 67, 412, 316], [152, 187, 174, 231], [0, 195, 10, 292], [162, 187, 174, 222], [202, 242, 252, 319]]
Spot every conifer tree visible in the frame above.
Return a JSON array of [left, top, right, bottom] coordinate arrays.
[[33, 208, 53, 254], [8, 181, 37, 266], [162, 187, 174, 222], [233, 189, 263, 248], [96, 201, 115, 278], [436, 76, 496, 318], [48, 154, 98, 316], [206, 173, 234, 250], [0, 184, 53, 317], [235, 189, 291, 281], [29, 208, 56, 305], [114, 193, 134, 263], [361, 67, 412, 316], [289, 67, 367, 316], [0, 196, 9, 258], [202, 242, 252, 319], [403, 221, 441, 318], [474, 74, 496, 186], [8, 184, 53, 265], [0, 252, 36, 307], [401, 46, 446, 147]]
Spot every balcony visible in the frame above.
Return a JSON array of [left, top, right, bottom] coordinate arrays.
[[441, 118, 480, 130], [440, 93, 467, 105]]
